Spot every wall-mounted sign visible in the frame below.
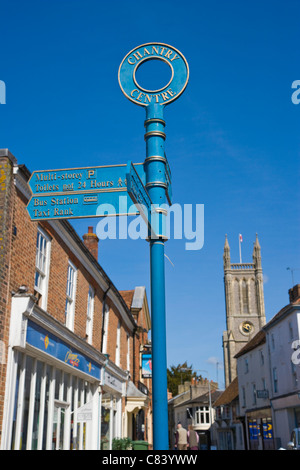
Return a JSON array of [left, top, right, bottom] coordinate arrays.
[[256, 389, 269, 399], [103, 370, 123, 394], [26, 320, 101, 380], [141, 353, 152, 378], [118, 42, 189, 107]]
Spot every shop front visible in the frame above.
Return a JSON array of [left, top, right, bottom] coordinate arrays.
[[246, 408, 274, 450], [1, 295, 104, 450], [100, 368, 125, 449]]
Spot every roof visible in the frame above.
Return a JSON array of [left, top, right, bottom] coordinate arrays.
[[126, 380, 147, 399], [235, 292, 300, 359], [119, 290, 135, 309], [120, 287, 151, 331], [234, 329, 266, 358], [263, 296, 300, 330], [213, 377, 239, 407], [175, 389, 223, 407]]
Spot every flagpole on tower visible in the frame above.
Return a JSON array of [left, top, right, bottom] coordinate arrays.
[[239, 234, 243, 263]]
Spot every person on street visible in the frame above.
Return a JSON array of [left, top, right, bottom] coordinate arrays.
[[187, 425, 199, 450], [175, 423, 188, 450]]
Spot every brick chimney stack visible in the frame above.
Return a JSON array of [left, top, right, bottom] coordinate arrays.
[[289, 284, 300, 303], [83, 226, 99, 260]]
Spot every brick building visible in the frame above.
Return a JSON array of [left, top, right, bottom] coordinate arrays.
[[0, 149, 152, 450]]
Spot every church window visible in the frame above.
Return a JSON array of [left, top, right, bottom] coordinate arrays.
[[242, 281, 248, 314]]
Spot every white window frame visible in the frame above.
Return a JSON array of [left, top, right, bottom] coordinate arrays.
[[102, 305, 110, 355], [195, 406, 210, 425], [34, 227, 51, 310], [126, 334, 130, 371], [86, 286, 95, 344], [115, 321, 121, 367], [65, 261, 77, 331]]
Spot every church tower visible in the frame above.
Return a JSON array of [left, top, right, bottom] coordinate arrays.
[[222, 234, 266, 388]]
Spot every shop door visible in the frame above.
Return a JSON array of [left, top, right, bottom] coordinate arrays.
[[53, 402, 69, 450]]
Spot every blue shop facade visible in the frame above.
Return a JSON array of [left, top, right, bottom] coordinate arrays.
[[1, 294, 127, 450]]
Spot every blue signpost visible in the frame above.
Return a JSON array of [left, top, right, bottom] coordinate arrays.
[[26, 42, 189, 451], [119, 42, 189, 450]]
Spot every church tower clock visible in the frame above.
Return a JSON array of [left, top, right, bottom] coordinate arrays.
[[222, 234, 266, 388]]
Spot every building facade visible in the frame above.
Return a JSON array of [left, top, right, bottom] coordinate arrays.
[[168, 379, 220, 450], [223, 234, 266, 388], [235, 285, 300, 450], [0, 149, 152, 450], [213, 377, 245, 450]]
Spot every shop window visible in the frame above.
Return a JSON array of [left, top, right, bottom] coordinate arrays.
[[65, 261, 77, 331], [34, 227, 51, 310], [86, 286, 95, 344], [9, 352, 93, 450]]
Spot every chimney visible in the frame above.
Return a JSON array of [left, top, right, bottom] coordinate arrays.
[[289, 285, 300, 303], [83, 226, 99, 260]]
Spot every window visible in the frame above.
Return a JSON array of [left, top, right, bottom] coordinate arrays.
[[291, 361, 298, 387], [245, 358, 249, 374], [252, 384, 257, 405], [260, 350, 264, 366], [102, 305, 109, 354], [34, 227, 51, 309], [242, 387, 246, 407], [271, 334, 275, 351], [115, 321, 121, 366], [242, 281, 248, 314], [65, 261, 77, 330], [126, 334, 130, 371], [86, 286, 95, 344], [273, 367, 278, 393], [289, 322, 294, 341], [9, 352, 92, 450], [195, 406, 210, 425]]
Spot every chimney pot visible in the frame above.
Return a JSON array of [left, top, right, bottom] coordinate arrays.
[[83, 227, 99, 260]]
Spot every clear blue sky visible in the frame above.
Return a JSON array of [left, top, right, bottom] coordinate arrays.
[[1, 0, 299, 388]]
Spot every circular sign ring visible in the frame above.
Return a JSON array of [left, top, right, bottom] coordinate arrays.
[[118, 42, 189, 107], [133, 57, 174, 94]]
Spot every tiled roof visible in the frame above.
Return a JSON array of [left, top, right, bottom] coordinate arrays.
[[119, 290, 135, 309], [213, 377, 239, 407], [234, 329, 266, 358]]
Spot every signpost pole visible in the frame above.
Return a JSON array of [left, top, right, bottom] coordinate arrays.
[[144, 103, 169, 450]]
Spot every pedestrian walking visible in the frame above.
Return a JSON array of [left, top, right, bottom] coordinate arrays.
[[187, 425, 199, 450], [175, 423, 188, 450]]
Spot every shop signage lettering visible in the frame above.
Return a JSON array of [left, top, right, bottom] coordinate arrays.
[[26, 320, 101, 380]]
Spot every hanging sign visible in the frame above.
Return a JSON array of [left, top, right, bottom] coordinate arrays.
[[141, 353, 152, 378], [118, 42, 189, 107]]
